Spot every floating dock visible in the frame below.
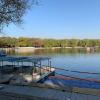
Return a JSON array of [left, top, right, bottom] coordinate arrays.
[[0, 56, 55, 85]]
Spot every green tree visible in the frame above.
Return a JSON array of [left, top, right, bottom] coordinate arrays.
[[0, 0, 37, 30], [68, 39, 79, 47], [17, 37, 29, 47]]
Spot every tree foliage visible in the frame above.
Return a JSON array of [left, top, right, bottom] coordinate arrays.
[[0, 37, 100, 48], [0, 0, 37, 29]]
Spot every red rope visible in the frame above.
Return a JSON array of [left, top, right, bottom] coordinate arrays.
[[53, 67, 100, 75], [49, 75, 100, 83]]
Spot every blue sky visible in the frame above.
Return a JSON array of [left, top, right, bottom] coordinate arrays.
[[4, 0, 100, 39]]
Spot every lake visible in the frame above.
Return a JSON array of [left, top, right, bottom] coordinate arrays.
[[8, 48, 100, 79]]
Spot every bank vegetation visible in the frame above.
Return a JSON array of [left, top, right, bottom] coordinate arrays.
[[0, 37, 100, 48]]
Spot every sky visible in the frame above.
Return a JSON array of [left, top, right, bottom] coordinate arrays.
[[3, 0, 100, 39]]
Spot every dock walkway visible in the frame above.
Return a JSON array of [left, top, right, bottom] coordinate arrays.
[[0, 84, 100, 100]]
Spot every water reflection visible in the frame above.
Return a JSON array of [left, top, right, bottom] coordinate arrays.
[[6, 48, 100, 75]]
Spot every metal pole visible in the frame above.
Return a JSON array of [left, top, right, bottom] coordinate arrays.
[[0, 61, 1, 69], [40, 61, 41, 75], [18, 61, 20, 72], [47, 59, 49, 71], [34, 62, 36, 73], [21, 61, 23, 72], [48, 59, 49, 67], [2, 60, 3, 69], [50, 60, 51, 72]]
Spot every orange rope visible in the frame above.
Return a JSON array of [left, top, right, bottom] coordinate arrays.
[[49, 75, 100, 83]]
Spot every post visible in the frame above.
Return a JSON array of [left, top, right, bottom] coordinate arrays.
[[17, 61, 20, 72], [21, 61, 23, 72], [1, 60, 3, 69], [47, 59, 49, 72], [50, 60, 51, 72], [34, 62, 37, 73], [40, 61, 41, 75]]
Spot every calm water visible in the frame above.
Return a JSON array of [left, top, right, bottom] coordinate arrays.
[[8, 48, 100, 79]]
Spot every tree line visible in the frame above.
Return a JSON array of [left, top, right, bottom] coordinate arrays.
[[0, 37, 100, 48]]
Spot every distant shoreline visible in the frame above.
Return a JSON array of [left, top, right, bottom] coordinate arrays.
[[0, 46, 100, 51], [0, 46, 99, 53], [0, 46, 99, 49]]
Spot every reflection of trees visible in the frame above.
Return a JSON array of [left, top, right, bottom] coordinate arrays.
[[6, 48, 100, 56], [34, 48, 87, 56]]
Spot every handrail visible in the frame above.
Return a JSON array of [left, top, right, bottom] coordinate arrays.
[[52, 67, 100, 75], [36, 66, 100, 83], [50, 72, 100, 83], [39, 66, 100, 83]]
